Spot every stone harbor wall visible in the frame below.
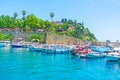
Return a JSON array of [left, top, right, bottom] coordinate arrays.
[[46, 32, 80, 45]]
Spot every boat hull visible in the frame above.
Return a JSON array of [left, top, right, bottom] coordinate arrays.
[[11, 45, 23, 48], [78, 52, 107, 58], [107, 53, 120, 61], [29, 47, 43, 52]]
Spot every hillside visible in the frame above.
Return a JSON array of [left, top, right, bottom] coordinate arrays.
[[0, 11, 97, 42]]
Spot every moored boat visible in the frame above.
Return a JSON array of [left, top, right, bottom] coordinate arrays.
[[29, 44, 70, 54], [71, 45, 109, 58], [11, 42, 23, 48], [11, 38, 28, 48], [107, 47, 120, 61], [0, 41, 10, 47], [29, 46, 43, 52]]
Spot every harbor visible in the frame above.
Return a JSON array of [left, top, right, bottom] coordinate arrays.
[[0, 45, 120, 80], [1, 0, 120, 80], [0, 40, 120, 61]]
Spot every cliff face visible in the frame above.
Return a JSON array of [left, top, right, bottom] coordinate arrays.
[[46, 32, 80, 45]]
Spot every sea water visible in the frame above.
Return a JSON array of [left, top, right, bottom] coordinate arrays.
[[0, 47, 120, 80]]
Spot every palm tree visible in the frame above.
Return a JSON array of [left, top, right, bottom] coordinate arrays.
[[22, 10, 26, 20], [21, 10, 26, 31], [13, 12, 18, 19], [50, 12, 54, 22]]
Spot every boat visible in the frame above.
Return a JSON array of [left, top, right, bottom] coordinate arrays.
[[43, 44, 70, 54], [75, 51, 106, 58], [72, 46, 109, 58], [11, 42, 23, 48], [84, 52, 106, 58], [0, 41, 10, 47], [85, 46, 111, 58], [29, 42, 43, 52], [29, 46, 43, 52], [29, 44, 70, 54], [11, 38, 26, 48], [107, 47, 120, 61]]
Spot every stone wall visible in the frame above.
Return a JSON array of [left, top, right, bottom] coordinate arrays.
[[46, 32, 80, 45]]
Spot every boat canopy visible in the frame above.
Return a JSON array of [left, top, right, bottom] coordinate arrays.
[[113, 47, 120, 51]]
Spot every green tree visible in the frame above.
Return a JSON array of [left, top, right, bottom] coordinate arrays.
[[13, 12, 18, 29], [61, 23, 69, 30], [16, 19, 22, 28], [25, 14, 40, 29], [29, 34, 44, 43], [13, 12, 18, 19], [0, 32, 13, 41], [0, 32, 3, 40], [22, 10, 26, 20], [50, 12, 54, 22], [3, 34, 13, 41], [22, 10, 27, 31]]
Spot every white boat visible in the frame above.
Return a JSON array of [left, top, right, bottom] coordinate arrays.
[[54, 48, 70, 54], [44, 44, 70, 54], [107, 47, 120, 61], [107, 53, 120, 61], [79, 52, 106, 58], [71, 46, 109, 58], [29, 43, 43, 52], [29, 46, 43, 52], [11, 38, 25, 48], [0, 41, 10, 47], [11, 42, 23, 48], [29, 44, 70, 54]]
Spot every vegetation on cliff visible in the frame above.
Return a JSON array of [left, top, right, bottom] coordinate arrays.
[[0, 11, 97, 42]]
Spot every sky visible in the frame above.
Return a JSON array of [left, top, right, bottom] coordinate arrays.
[[0, 0, 120, 42]]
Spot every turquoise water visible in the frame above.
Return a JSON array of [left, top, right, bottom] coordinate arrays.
[[0, 47, 120, 80]]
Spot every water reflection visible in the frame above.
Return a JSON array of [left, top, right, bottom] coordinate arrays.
[[0, 47, 11, 53], [106, 61, 120, 70], [10, 48, 29, 53]]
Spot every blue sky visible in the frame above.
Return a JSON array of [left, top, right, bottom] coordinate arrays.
[[0, 0, 120, 42]]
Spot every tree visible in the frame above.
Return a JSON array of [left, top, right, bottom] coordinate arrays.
[[25, 14, 40, 29], [0, 15, 11, 28], [16, 19, 22, 28], [0, 12, 97, 42], [68, 19, 73, 26], [0, 32, 13, 41], [22, 10, 26, 20], [3, 34, 13, 42], [22, 10, 27, 31], [61, 18, 67, 23], [13, 12, 18, 19], [0, 32, 3, 40], [61, 23, 69, 30], [50, 12, 54, 22], [29, 34, 44, 43]]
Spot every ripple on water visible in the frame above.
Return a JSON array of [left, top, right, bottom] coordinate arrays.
[[1, 48, 120, 80]]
